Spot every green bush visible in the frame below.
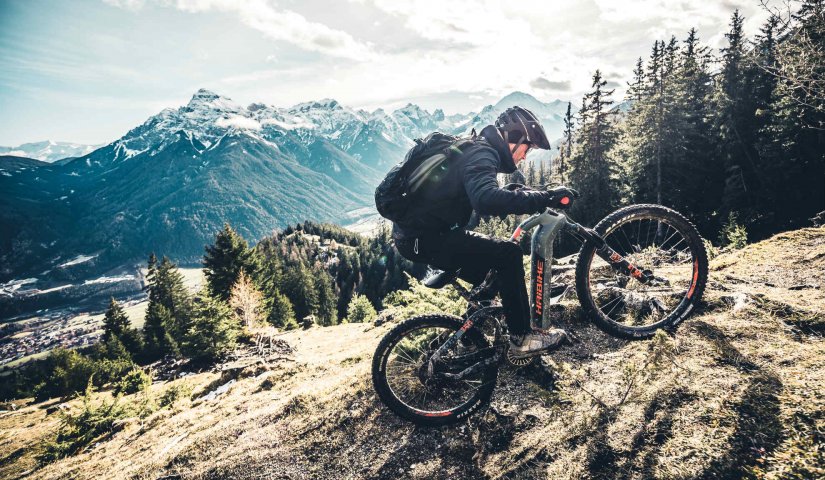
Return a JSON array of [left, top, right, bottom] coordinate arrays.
[[38, 382, 128, 464], [383, 273, 466, 320], [345, 294, 377, 323], [30, 349, 133, 401], [113, 367, 152, 395], [159, 382, 193, 408], [719, 212, 748, 249]]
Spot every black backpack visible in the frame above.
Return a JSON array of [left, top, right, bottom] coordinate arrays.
[[375, 132, 476, 223]]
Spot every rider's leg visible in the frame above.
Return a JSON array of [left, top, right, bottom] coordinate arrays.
[[395, 230, 532, 335]]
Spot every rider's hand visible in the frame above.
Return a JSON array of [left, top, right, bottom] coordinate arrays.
[[543, 186, 579, 209], [547, 185, 579, 198]]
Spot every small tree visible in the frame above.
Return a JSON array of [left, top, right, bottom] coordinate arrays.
[[184, 291, 241, 363], [143, 302, 180, 360], [203, 223, 258, 301], [345, 294, 377, 323], [102, 297, 130, 340], [229, 271, 265, 329], [719, 212, 748, 249], [114, 367, 152, 395], [268, 290, 297, 330]]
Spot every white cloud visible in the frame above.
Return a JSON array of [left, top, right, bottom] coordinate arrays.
[[104, 0, 375, 60], [102, 0, 146, 10], [216, 115, 261, 130], [171, 0, 375, 60], [99, 0, 772, 117]]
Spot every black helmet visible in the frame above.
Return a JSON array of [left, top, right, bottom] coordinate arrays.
[[495, 106, 551, 150]]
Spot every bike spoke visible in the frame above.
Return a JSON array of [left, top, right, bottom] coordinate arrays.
[[383, 324, 494, 414], [589, 215, 700, 329]]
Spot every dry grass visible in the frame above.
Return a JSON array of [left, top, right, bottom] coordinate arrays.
[[0, 228, 823, 479]]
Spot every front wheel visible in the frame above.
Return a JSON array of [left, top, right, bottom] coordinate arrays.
[[371, 314, 498, 426], [575, 204, 708, 339]]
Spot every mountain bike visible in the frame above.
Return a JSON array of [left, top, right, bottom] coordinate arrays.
[[372, 202, 708, 425]]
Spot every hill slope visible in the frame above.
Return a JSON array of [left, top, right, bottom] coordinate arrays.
[[2, 227, 822, 479]]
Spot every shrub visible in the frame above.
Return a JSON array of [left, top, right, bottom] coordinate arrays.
[[38, 382, 128, 464], [113, 367, 151, 395], [719, 212, 748, 249], [383, 273, 465, 320], [159, 382, 193, 408], [345, 294, 377, 323]]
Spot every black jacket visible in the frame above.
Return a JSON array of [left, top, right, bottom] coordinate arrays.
[[392, 125, 551, 239]]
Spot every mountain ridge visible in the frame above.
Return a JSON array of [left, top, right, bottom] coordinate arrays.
[[0, 89, 573, 315]]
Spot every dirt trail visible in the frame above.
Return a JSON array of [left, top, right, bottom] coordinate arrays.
[[1, 228, 823, 480]]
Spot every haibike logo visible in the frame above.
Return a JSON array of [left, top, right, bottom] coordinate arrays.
[[535, 260, 544, 316]]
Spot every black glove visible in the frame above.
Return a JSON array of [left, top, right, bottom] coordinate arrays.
[[543, 186, 579, 209]]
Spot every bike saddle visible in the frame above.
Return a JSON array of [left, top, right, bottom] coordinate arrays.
[[423, 268, 460, 289]]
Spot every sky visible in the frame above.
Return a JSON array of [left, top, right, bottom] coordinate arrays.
[[0, 0, 774, 146]]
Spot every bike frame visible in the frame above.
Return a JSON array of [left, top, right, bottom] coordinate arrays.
[[512, 207, 654, 329], [428, 207, 655, 370]]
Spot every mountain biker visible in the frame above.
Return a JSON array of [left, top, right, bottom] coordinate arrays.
[[392, 106, 576, 357]]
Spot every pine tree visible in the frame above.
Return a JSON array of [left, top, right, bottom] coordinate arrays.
[[183, 291, 240, 363], [203, 223, 257, 301], [628, 57, 645, 103], [675, 28, 720, 230], [102, 297, 130, 340], [525, 160, 537, 186], [142, 254, 191, 359], [145, 252, 157, 292], [268, 290, 297, 330], [557, 102, 575, 184], [345, 294, 377, 323], [282, 263, 318, 321], [537, 159, 547, 185], [148, 256, 192, 340], [568, 70, 622, 226], [715, 9, 761, 223], [143, 302, 180, 360], [314, 266, 338, 326], [755, 1, 825, 232]]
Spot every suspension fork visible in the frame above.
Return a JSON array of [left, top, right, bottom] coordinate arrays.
[[564, 220, 653, 284], [427, 307, 498, 376]]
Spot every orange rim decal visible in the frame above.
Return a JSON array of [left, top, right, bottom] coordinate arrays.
[[687, 260, 699, 298], [422, 411, 451, 417]]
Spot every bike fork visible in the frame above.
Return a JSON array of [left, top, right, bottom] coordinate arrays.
[[428, 317, 476, 376], [565, 221, 653, 284]]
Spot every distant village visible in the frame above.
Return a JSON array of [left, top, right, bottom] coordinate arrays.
[[0, 298, 145, 369]]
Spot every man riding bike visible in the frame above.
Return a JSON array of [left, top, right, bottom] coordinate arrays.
[[392, 106, 576, 357]]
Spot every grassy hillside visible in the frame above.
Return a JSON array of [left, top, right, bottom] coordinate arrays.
[[1, 227, 822, 479]]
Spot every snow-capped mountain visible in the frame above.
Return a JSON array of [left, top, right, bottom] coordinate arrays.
[[0, 88, 571, 288], [0, 141, 101, 163], [89, 88, 567, 168]]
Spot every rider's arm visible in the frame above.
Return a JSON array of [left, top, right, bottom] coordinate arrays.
[[463, 153, 551, 215]]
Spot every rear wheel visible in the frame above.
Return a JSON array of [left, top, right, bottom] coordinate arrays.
[[575, 204, 708, 339], [371, 314, 498, 426]]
